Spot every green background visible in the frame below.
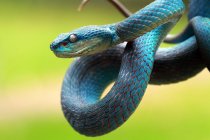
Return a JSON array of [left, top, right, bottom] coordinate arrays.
[[0, 0, 210, 140]]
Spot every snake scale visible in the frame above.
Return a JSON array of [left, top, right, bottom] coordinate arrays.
[[50, 0, 210, 136]]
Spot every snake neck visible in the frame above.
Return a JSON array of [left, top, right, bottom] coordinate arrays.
[[115, 0, 185, 41], [105, 24, 124, 47]]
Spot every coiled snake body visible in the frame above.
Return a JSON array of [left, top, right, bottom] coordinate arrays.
[[50, 0, 210, 136]]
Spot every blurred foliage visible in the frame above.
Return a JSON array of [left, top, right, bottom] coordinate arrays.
[[1, 78, 210, 140]]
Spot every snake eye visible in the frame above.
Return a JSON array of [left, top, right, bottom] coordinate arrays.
[[69, 34, 77, 43]]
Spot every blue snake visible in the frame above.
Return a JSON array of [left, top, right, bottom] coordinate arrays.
[[50, 0, 210, 136]]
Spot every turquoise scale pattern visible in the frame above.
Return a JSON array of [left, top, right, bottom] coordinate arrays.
[[61, 0, 184, 136], [57, 0, 210, 137], [116, 0, 184, 41], [192, 17, 210, 70], [62, 23, 176, 136]]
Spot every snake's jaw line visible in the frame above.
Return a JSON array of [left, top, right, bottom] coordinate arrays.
[[53, 38, 108, 58]]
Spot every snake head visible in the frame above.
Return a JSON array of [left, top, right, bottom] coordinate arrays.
[[50, 25, 117, 58]]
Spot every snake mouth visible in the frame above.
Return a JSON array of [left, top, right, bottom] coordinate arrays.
[[52, 46, 91, 58], [51, 37, 104, 58], [53, 51, 80, 58]]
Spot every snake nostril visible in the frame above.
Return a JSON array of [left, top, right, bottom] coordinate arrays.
[[50, 44, 57, 50]]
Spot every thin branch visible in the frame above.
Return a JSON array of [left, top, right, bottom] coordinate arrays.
[[78, 0, 132, 17], [78, 0, 91, 11], [107, 0, 132, 17]]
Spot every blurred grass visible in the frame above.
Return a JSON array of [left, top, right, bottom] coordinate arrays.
[[1, 71, 210, 140], [0, 0, 209, 140]]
